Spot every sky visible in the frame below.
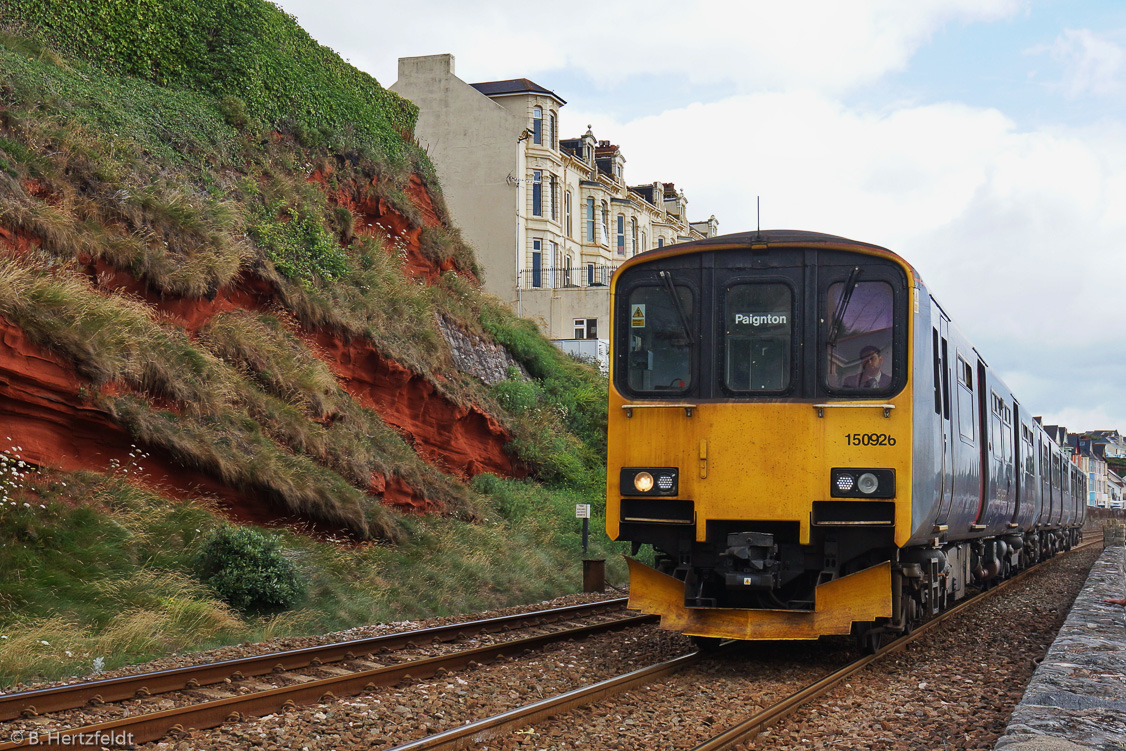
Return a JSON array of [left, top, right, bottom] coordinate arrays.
[[273, 0, 1125, 436]]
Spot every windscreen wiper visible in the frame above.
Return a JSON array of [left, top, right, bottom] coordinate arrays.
[[659, 270, 694, 345], [827, 266, 861, 347]]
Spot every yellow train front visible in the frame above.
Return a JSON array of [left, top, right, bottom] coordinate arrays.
[[606, 229, 1082, 648]]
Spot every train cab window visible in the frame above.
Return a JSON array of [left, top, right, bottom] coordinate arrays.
[[625, 282, 694, 393], [823, 280, 894, 392], [723, 283, 793, 393]]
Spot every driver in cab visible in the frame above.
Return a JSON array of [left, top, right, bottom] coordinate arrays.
[[844, 345, 890, 389]]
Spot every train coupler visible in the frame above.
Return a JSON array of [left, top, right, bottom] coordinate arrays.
[[722, 531, 780, 590]]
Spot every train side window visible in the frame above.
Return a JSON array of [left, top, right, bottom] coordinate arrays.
[[624, 283, 695, 394], [956, 355, 974, 441], [723, 283, 793, 393], [823, 280, 894, 391]]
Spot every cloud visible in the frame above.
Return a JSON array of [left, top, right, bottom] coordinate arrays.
[[1037, 28, 1126, 97], [276, 0, 1024, 93], [565, 92, 1126, 428]]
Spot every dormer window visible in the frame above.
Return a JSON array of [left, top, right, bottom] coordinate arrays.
[[533, 106, 543, 146]]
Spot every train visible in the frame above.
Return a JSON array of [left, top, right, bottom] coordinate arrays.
[[605, 229, 1086, 651]]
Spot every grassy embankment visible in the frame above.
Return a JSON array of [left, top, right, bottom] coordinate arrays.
[[0, 0, 626, 686]]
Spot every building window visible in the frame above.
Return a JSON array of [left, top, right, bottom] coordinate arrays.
[[630, 218, 638, 256], [586, 197, 595, 242], [601, 202, 609, 245], [532, 106, 542, 146], [616, 214, 625, 255], [550, 175, 558, 221], [657, 237, 664, 248], [531, 239, 542, 288], [532, 170, 542, 217], [565, 191, 573, 237], [574, 318, 598, 339], [641, 231, 646, 250], [548, 111, 556, 149], [564, 254, 573, 287]]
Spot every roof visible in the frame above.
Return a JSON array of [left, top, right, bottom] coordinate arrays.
[[470, 78, 566, 105], [672, 228, 890, 252]]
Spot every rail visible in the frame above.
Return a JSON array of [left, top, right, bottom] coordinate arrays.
[[0, 611, 653, 750], [0, 598, 627, 721]]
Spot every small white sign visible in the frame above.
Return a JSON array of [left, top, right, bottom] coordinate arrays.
[[575, 504, 591, 519]]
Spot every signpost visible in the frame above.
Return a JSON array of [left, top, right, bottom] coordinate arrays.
[[576, 504, 591, 553], [576, 504, 604, 592]]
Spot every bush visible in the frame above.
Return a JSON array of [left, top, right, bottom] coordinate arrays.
[[194, 526, 304, 614]]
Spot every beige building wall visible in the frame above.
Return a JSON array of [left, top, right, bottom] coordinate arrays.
[[391, 55, 525, 303]]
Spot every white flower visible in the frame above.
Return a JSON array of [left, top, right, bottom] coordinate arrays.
[[22, 503, 30, 508], [39, 640, 49, 646]]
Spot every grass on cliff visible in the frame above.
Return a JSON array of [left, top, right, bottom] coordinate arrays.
[[0, 467, 628, 688], [0, 26, 609, 517]]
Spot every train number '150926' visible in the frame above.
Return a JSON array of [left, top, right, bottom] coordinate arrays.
[[846, 433, 896, 446]]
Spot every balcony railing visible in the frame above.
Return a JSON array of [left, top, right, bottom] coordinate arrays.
[[553, 338, 609, 373], [518, 264, 614, 290]]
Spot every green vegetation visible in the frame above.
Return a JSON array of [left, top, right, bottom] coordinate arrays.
[[195, 526, 305, 614], [0, 0, 417, 156], [0, 1, 622, 686], [0, 468, 624, 687]]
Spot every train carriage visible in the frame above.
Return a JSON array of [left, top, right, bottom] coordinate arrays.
[[606, 230, 1085, 649]]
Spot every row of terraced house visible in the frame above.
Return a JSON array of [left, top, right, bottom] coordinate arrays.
[[1045, 425, 1126, 509], [392, 54, 718, 371]]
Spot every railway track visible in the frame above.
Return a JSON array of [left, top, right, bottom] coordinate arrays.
[[0, 598, 649, 750], [0, 541, 1097, 750], [378, 540, 1102, 751]]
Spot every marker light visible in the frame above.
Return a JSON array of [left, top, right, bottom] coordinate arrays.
[[830, 468, 896, 499], [620, 468, 679, 496]]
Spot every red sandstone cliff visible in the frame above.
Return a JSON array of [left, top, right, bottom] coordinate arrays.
[[0, 170, 524, 536]]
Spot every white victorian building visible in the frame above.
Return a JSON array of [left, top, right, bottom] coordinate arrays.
[[391, 54, 717, 370]]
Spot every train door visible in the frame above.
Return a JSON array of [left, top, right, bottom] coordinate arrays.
[[1039, 436, 1052, 527], [1011, 405, 1022, 525], [1012, 416, 1036, 529], [996, 394, 1013, 512], [932, 312, 954, 526], [953, 352, 978, 528], [973, 361, 991, 527]]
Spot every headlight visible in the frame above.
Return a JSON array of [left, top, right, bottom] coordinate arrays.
[[634, 472, 655, 493], [620, 467, 679, 497], [830, 468, 895, 498]]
